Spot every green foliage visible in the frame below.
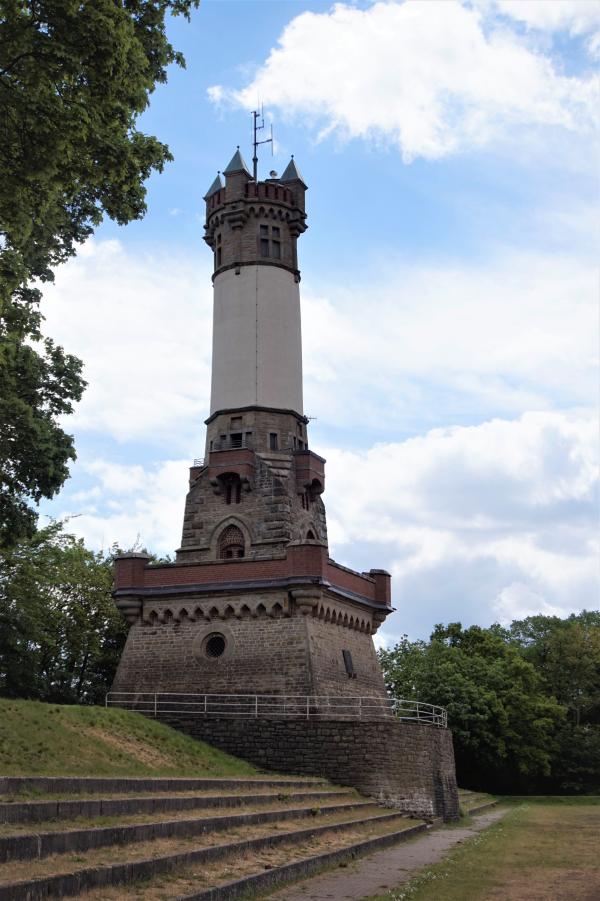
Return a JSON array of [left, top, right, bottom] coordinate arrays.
[[508, 612, 600, 726], [0, 521, 127, 704], [0, 327, 85, 547], [1, 0, 199, 296], [0, 0, 198, 545], [379, 613, 600, 794]]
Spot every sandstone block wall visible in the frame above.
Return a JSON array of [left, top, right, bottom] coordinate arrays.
[[178, 432, 327, 563], [160, 716, 460, 821], [111, 592, 389, 698]]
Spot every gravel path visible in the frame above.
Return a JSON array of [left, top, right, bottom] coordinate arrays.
[[270, 808, 507, 901]]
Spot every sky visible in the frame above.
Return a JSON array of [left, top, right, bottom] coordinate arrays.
[[40, 0, 599, 645]]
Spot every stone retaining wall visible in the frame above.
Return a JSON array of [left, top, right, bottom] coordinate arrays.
[[160, 716, 460, 821]]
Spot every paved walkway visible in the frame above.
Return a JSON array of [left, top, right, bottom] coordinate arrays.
[[270, 808, 507, 901]]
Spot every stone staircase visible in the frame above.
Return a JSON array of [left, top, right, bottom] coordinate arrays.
[[0, 775, 431, 900]]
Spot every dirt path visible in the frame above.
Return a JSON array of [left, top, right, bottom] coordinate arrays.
[[269, 809, 507, 901]]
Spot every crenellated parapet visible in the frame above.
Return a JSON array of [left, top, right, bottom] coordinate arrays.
[[204, 149, 307, 281]]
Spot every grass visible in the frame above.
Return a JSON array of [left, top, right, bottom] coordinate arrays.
[[369, 796, 600, 901], [0, 698, 260, 777]]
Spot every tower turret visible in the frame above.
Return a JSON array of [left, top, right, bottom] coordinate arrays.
[[203, 151, 308, 458]]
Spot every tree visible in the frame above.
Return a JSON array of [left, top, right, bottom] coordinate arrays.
[[0, 0, 199, 545], [508, 612, 600, 793], [0, 327, 85, 548], [379, 623, 564, 793], [0, 521, 127, 704], [509, 612, 600, 726]]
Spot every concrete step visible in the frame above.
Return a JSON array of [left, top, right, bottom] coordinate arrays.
[[0, 807, 419, 901], [0, 776, 327, 797], [0, 798, 372, 862], [174, 819, 431, 900], [0, 788, 354, 826]]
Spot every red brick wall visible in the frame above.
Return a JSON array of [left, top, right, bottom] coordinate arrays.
[[326, 561, 376, 602], [115, 545, 390, 609]]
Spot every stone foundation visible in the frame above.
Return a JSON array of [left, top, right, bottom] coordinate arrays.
[[158, 715, 460, 821]]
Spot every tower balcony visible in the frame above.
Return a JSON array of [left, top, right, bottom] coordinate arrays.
[[205, 445, 256, 485], [293, 449, 326, 495]]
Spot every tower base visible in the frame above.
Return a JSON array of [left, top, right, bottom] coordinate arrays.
[[112, 543, 393, 698], [155, 714, 460, 822]]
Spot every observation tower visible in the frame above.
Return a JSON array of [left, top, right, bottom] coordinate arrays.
[[109, 132, 459, 822], [112, 143, 393, 698]]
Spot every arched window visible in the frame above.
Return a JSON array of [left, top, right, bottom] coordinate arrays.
[[306, 529, 316, 540], [218, 525, 245, 559]]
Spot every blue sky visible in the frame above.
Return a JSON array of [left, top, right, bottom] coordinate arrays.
[[40, 0, 599, 643]]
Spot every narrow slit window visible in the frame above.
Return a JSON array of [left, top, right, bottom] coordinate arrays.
[[342, 650, 356, 678], [269, 432, 278, 450]]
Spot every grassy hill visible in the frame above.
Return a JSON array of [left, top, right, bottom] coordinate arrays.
[[0, 698, 259, 777]]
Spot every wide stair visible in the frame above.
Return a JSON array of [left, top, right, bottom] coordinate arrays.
[[0, 775, 431, 900]]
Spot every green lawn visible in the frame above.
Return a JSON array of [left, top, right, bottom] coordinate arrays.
[[0, 698, 259, 777], [370, 797, 600, 901]]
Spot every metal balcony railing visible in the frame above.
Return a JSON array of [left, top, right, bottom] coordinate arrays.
[[105, 692, 447, 727], [210, 435, 254, 451]]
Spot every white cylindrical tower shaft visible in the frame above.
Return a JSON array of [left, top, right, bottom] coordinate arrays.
[[210, 265, 303, 415], [204, 149, 308, 425]]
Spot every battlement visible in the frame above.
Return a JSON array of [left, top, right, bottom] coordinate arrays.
[[206, 180, 296, 213], [204, 148, 307, 278]]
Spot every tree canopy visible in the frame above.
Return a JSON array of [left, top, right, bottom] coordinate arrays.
[[379, 614, 600, 794], [0, 0, 199, 546], [0, 522, 127, 704]]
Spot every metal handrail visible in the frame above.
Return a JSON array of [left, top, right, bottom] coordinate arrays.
[[105, 692, 447, 728]]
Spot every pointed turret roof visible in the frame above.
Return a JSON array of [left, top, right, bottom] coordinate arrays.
[[203, 172, 224, 200], [223, 147, 251, 176], [280, 156, 307, 188]]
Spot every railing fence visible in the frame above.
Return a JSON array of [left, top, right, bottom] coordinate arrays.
[[105, 692, 447, 728]]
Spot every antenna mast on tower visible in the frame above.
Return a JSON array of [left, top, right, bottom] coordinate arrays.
[[251, 106, 273, 182]]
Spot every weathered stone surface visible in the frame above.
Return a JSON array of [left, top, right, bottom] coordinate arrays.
[[111, 594, 388, 698], [158, 717, 460, 821]]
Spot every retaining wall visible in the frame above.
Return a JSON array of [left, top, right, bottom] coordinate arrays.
[[160, 716, 460, 821]]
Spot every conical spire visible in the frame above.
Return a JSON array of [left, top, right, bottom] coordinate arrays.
[[223, 147, 251, 176], [280, 156, 307, 187], [203, 172, 224, 200]]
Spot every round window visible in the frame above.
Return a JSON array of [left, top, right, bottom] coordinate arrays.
[[204, 632, 226, 659]]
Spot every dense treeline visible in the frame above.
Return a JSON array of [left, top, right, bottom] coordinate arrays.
[[379, 614, 600, 794], [0, 523, 127, 705]]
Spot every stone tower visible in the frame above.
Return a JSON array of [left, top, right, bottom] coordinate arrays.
[[112, 148, 394, 699]]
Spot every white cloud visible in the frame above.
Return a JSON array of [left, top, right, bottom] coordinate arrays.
[[302, 251, 597, 429], [209, 0, 599, 161], [40, 239, 213, 451], [322, 409, 598, 638], [55, 410, 598, 639], [496, 1, 600, 56], [40, 241, 596, 447], [492, 581, 570, 624], [54, 458, 189, 555]]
